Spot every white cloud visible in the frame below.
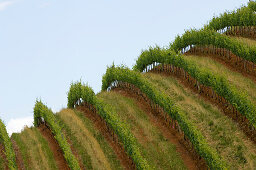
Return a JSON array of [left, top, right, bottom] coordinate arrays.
[[6, 116, 34, 135], [0, 0, 15, 11]]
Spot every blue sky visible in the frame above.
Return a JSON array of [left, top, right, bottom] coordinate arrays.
[[0, 0, 248, 134]]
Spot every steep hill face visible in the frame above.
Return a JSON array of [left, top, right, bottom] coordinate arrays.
[[1, 1, 256, 170]]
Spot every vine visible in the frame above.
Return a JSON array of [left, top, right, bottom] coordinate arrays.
[[171, 29, 256, 64], [34, 100, 80, 170], [0, 119, 17, 170], [67, 82, 150, 170], [206, 1, 256, 32]]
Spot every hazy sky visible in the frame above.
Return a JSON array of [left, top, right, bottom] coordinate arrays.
[[0, 0, 248, 134]]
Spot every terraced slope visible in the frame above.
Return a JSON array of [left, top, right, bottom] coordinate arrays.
[[12, 127, 58, 170], [1, 1, 256, 170], [143, 72, 256, 169], [97, 91, 190, 170], [183, 55, 256, 105], [56, 108, 123, 170]]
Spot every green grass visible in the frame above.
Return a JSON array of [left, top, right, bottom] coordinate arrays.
[[97, 91, 187, 170], [56, 108, 122, 170], [229, 36, 256, 47], [11, 127, 58, 170], [143, 73, 256, 169], [184, 55, 256, 106]]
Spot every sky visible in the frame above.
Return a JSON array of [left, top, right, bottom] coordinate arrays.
[[0, 0, 248, 135]]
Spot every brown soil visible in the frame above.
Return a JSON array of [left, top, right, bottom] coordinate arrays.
[[76, 105, 135, 170], [0, 144, 8, 170], [38, 124, 70, 170], [112, 88, 207, 170], [184, 50, 256, 84], [11, 139, 25, 170]]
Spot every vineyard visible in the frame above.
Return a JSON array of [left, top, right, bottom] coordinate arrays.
[[1, 1, 256, 170]]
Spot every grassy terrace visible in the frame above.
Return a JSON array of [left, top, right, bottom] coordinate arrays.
[[98, 91, 187, 170], [143, 73, 256, 169], [56, 109, 123, 170], [229, 36, 256, 47], [183, 55, 256, 106], [11, 127, 57, 170]]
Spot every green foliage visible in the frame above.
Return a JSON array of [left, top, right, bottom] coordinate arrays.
[[0, 119, 17, 170], [171, 29, 256, 63], [67, 81, 150, 170], [206, 1, 256, 30], [33, 100, 80, 170], [248, 1, 256, 11], [102, 65, 228, 169], [134, 47, 256, 129], [67, 81, 95, 109]]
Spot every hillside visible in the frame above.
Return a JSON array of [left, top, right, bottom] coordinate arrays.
[[144, 72, 256, 169], [1, 1, 256, 170]]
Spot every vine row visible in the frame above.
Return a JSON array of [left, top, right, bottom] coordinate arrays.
[[109, 81, 208, 169], [171, 29, 256, 64], [184, 45, 256, 77], [102, 65, 228, 169], [0, 119, 17, 170], [134, 47, 256, 138], [34, 100, 80, 170], [224, 26, 256, 39], [206, 1, 256, 31], [67, 82, 149, 170]]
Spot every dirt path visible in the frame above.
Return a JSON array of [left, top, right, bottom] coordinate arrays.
[[112, 88, 206, 170], [11, 139, 25, 170], [76, 106, 134, 170], [38, 124, 70, 170]]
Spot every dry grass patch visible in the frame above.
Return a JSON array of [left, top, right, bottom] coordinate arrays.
[[57, 109, 111, 170]]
